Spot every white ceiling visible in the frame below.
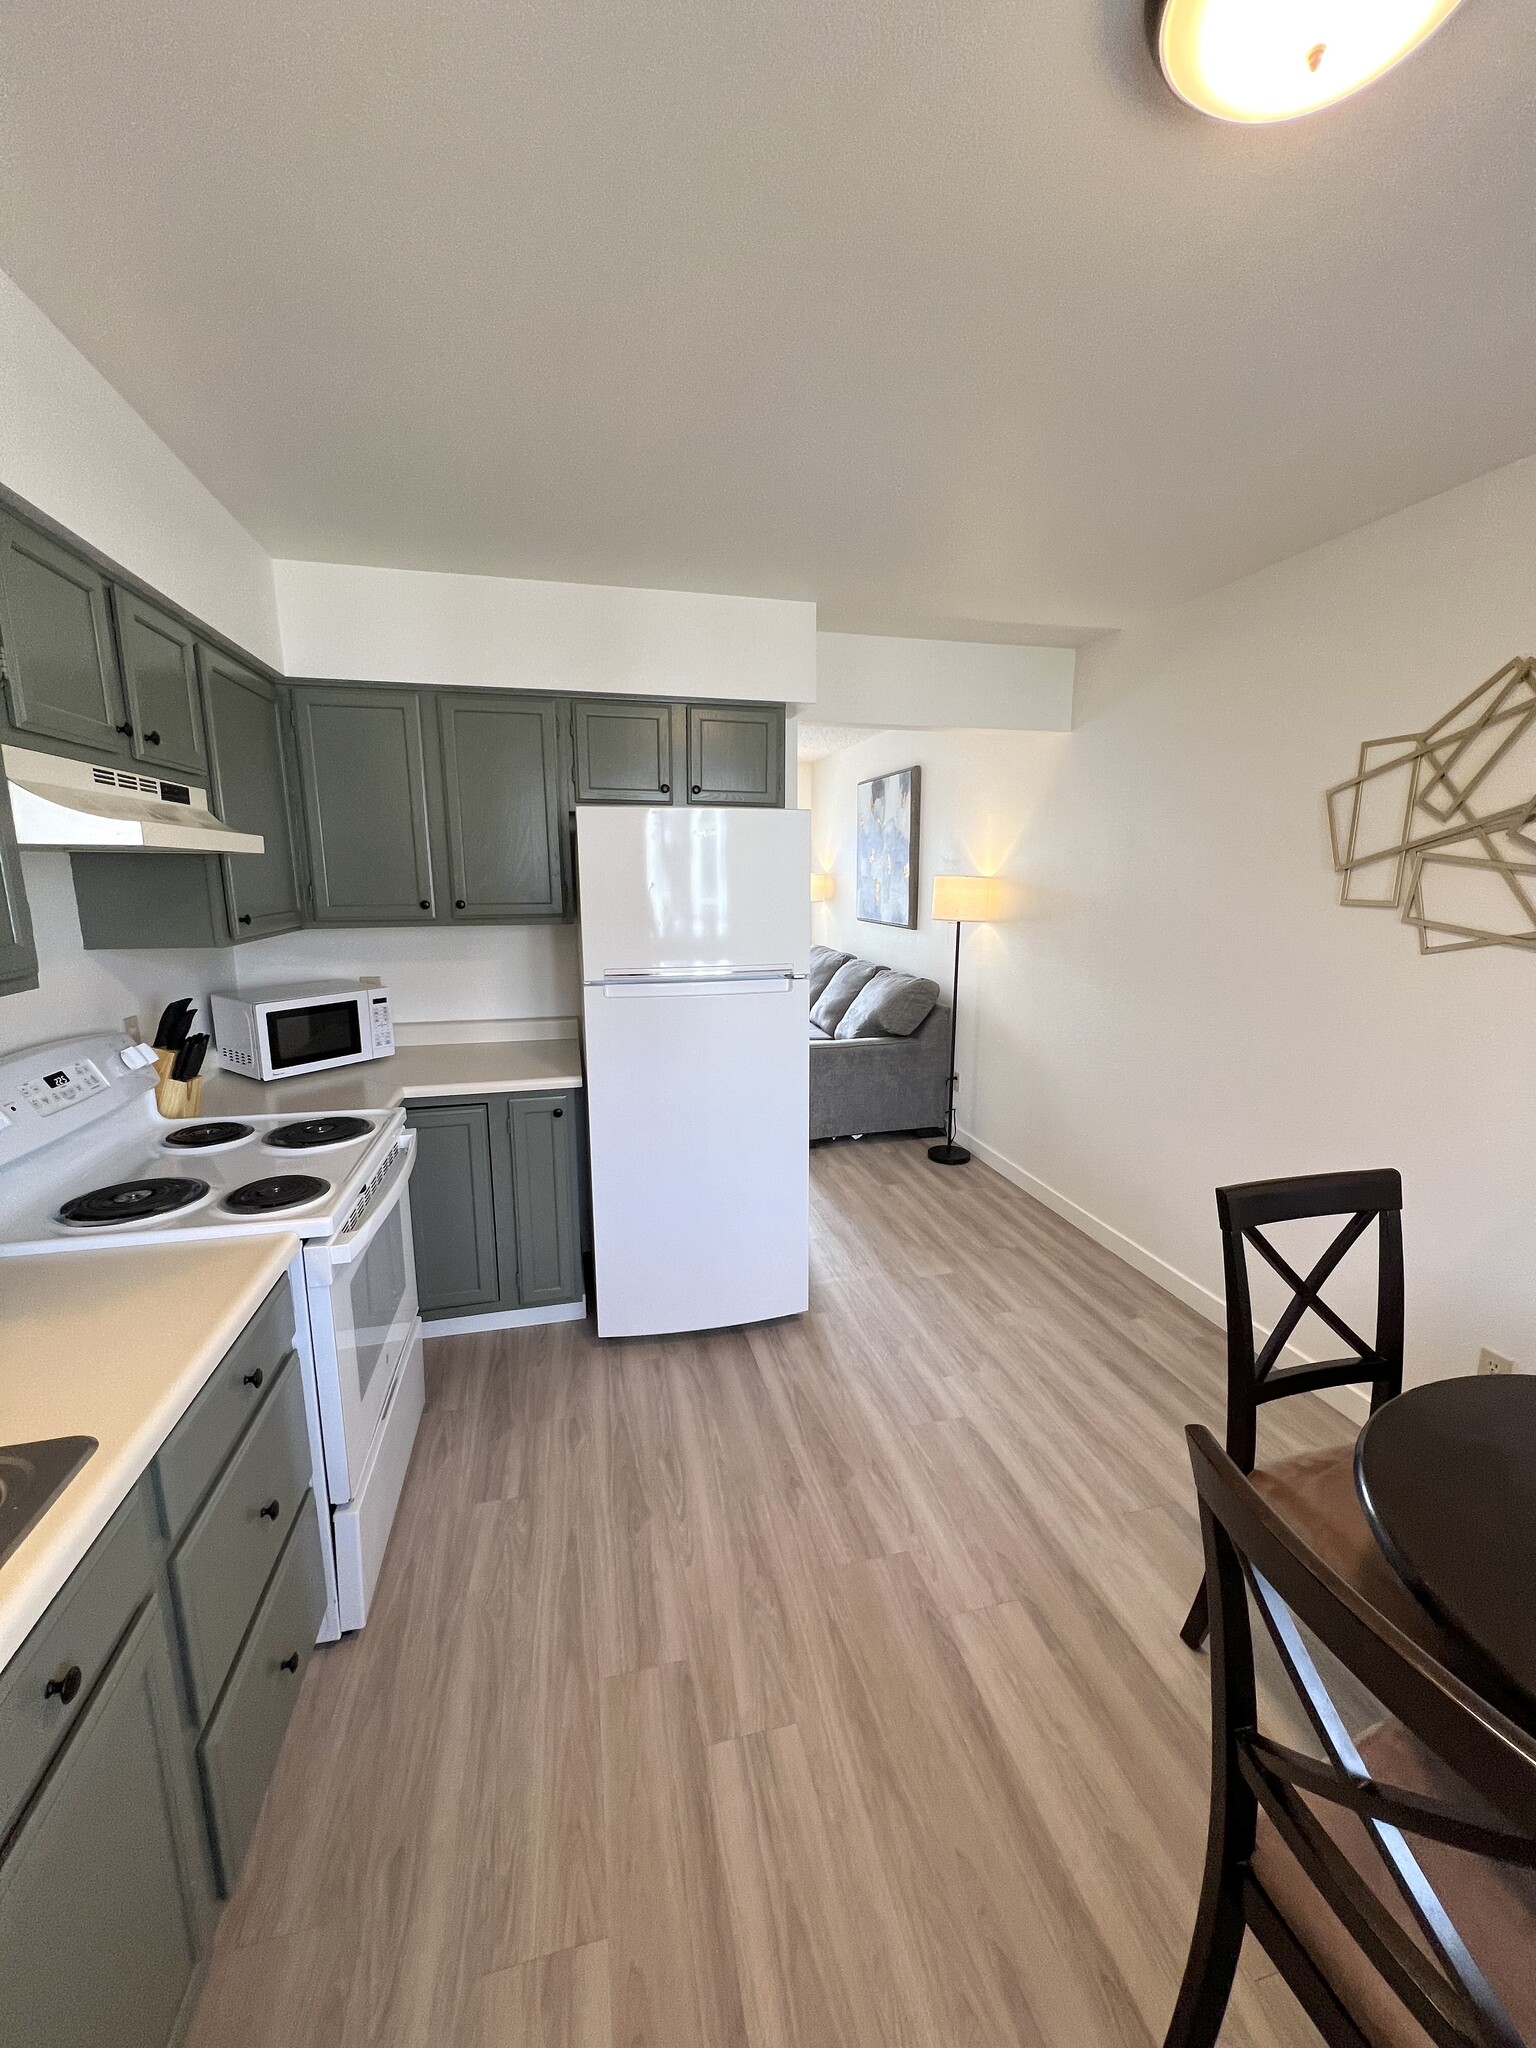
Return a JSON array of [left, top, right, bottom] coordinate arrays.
[[796, 722, 886, 764], [1, 2, 1532, 637]]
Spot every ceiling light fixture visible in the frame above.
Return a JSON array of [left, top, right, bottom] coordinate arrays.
[[1153, 0, 1469, 123]]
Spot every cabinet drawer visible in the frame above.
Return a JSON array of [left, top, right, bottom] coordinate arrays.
[[168, 1350, 309, 1724], [199, 1498, 326, 1896], [153, 1277, 295, 1540], [0, 1481, 155, 1837]]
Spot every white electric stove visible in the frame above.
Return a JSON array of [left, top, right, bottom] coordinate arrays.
[[0, 1031, 425, 1637]]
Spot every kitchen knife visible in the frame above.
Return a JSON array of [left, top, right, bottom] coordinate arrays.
[[152, 1000, 182, 1049], [165, 1001, 196, 1050], [172, 1033, 208, 1081]]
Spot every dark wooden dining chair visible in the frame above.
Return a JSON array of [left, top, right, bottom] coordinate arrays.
[[1181, 1169, 1406, 1653], [1166, 1423, 1536, 2048]]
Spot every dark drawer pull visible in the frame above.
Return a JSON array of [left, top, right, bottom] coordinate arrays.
[[238, 913, 252, 926], [455, 898, 466, 909], [243, 1366, 264, 1389], [660, 782, 670, 794], [144, 730, 161, 746], [691, 783, 701, 794], [552, 1107, 563, 1118], [44, 1665, 82, 1706], [419, 899, 430, 910], [259, 1499, 281, 1521], [279, 1653, 300, 1675]]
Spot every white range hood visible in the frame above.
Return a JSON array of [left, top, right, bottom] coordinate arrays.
[[3, 745, 265, 855]]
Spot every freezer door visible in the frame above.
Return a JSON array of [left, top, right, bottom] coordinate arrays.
[[576, 805, 810, 981], [584, 977, 809, 1337]]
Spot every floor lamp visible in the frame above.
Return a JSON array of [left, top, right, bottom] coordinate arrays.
[[928, 874, 1003, 1167]]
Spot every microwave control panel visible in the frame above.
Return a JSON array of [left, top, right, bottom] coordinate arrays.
[[368, 992, 395, 1056]]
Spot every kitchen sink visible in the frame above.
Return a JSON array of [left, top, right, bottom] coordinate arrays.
[[0, 1437, 97, 1569]]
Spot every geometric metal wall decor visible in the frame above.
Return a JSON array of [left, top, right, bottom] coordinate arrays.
[[1326, 657, 1536, 954]]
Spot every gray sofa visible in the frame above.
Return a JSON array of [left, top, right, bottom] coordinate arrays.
[[808, 945, 950, 1141]]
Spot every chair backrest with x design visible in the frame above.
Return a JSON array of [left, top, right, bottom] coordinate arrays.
[[1215, 1169, 1405, 1473], [1165, 1425, 1536, 2048]]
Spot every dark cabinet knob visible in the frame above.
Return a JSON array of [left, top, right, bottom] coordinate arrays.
[[259, 1499, 281, 1521], [279, 1653, 300, 1674], [552, 1107, 563, 1118], [691, 784, 701, 795], [238, 913, 252, 926], [45, 1665, 82, 1706], [243, 1366, 264, 1389], [660, 782, 670, 794], [144, 730, 161, 746], [455, 898, 466, 910], [419, 899, 431, 911], [115, 722, 134, 738]]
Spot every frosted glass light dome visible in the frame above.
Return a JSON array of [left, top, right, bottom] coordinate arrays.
[[1156, 0, 1468, 123]]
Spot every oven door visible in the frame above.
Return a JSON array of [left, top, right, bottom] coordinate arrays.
[[303, 1134, 420, 1504]]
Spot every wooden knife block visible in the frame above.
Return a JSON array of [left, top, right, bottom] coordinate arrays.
[[153, 1049, 204, 1120]]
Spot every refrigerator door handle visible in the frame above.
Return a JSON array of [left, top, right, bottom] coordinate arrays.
[[599, 972, 797, 999], [600, 966, 798, 985]]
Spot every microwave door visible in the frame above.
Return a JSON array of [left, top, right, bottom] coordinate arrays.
[[306, 1139, 420, 1501]]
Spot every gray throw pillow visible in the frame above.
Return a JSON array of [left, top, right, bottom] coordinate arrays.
[[834, 968, 940, 1040], [808, 944, 851, 1007], [809, 956, 881, 1034]]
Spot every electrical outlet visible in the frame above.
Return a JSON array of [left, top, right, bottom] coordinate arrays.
[[1478, 1347, 1518, 1377], [122, 1014, 141, 1042]]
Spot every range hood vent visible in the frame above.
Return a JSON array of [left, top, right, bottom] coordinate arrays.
[[3, 745, 265, 855]]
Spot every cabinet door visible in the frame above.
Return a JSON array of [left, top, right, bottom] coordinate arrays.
[[0, 1601, 207, 2048], [406, 1101, 503, 1314], [437, 693, 564, 919], [198, 649, 304, 941], [111, 587, 206, 780], [0, 763, 38, 996], [293, 686, 436, 924], [0, 514, 127, 757], [572, 699, 674, 803], [507, 1092, 582, 1307], [685, 703, 784, 806]]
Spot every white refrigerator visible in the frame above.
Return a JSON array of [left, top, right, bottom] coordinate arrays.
[[576, 804, 811, 1338]]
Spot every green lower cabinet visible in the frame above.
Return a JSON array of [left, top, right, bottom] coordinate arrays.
[[407, 1099, 504, 1314], [0, 1599, 210, 2048], [407, 1089, 584, 1319]]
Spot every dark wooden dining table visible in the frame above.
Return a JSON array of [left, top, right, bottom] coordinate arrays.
[[1355, 1374, 1536, 1727]]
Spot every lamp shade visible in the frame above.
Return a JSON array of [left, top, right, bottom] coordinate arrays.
[[1155, 0, 1466, 124], [931, 873, 1004, 924], [810, 871, 835, 903]]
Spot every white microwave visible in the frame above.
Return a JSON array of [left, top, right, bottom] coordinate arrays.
[[209, 981, 396, 1081]]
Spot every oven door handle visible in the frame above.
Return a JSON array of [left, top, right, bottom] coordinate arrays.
[[306, 1130, 416, 1274]]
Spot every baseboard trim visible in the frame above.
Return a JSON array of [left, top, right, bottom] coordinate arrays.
[[422, 1297, 588, 1338], [955, 1127, 1371, 1427]]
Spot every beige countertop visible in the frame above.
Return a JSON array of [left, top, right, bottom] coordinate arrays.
[[200, 1036, 584, 1117], [0, 1235, 298, 1669]]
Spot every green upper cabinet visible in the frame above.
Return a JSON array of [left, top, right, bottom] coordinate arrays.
[[0, 761, 39, 996], [437, 692, 565, 919], [686, 702, 784, 806], [292, 684, 437, 924], [198, 649, 303, 941], [571, 698, 673, 804], [111, 587, 206, 781], [0, 514, 128, 759]]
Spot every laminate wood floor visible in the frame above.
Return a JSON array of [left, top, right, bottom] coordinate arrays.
[[188, 1139, 1352, 2048]]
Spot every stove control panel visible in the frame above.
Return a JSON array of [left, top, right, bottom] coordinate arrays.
[[19, 1060, 112, 1117]]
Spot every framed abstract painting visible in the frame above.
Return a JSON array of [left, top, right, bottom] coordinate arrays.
[[856, 767, 921, 928]]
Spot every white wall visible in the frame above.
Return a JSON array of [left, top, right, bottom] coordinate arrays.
[[0, 268, 280, 665], [0, 855, 226, 1057], [274, 559, 816, 703], [812, 455, 1536, 1389], [813, 630, 1074, 731], [229, 923, 580, 1033]]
